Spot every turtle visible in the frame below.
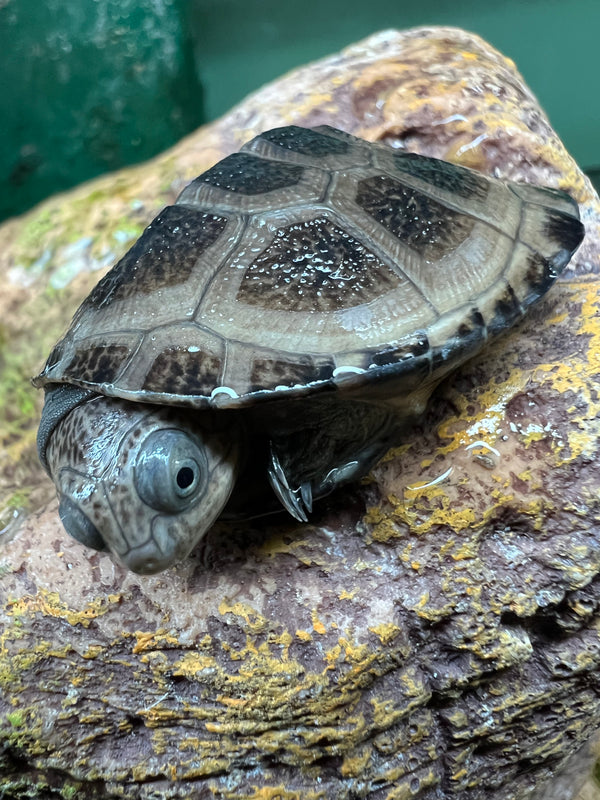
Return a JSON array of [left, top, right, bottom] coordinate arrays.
[[34, 125, 585, 574]]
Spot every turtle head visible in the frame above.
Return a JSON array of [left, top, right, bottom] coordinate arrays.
[[41, 390, 240, 574]]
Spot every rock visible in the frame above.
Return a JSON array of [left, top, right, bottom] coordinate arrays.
[[1, 26, 600, 800]]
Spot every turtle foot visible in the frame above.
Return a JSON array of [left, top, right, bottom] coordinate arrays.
[[267, 446, 311, 523]]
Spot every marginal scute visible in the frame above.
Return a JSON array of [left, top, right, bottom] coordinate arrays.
[[544, 209, 586, 254], [525, 251, 555, 295], [355, 175, 476, 261], [198, 152, 305, 195], [370, 333, 430, 366], [518, 202, 584, 266], [142, 348, 223, 396], [431, 310, 487, 371], [259, 126, 350, 156], [508, 182, 580, 217], [393, 152, 490, 200], [236, 217, 399, 312], [83, 206, 227, 310], [44, 342, 65, 374], [250, 356, 334, 393], [62, 344, 131, 386], [487, 284, 523, 337], [460, 309, 486, 335]]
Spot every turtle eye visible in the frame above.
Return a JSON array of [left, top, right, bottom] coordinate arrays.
[[135, 429, 207, 513]]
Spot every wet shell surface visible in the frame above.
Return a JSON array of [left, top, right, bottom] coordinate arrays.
[[34, 125, 585, 409]]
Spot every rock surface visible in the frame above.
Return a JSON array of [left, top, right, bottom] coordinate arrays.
[[1, 26, 600, 800]]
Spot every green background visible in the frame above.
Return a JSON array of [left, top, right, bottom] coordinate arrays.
[[2, 0, 598, 223]]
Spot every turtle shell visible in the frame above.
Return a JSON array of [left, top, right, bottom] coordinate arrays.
[[34, 125, 585, 409]]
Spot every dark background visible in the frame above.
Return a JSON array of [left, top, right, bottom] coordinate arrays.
[[2, 0, 598, 223]]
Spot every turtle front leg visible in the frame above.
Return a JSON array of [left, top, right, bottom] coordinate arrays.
[[266, 400, 399, 521]]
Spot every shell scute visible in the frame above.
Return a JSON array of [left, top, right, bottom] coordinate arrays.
[[198, 152, 305, 195], [34, 126, 585, 408], [259, 125, 351, 157], [355, 174, 477, 261], [83, 205, 228, 311], [392, 151, 490, 200], [141, 346, 223, 397], [430, 309, 487, 372], [369, 332, 430, 366], [62, 343, 133, 386], [235, 216, 400, 313], [486, 283, 524, 337], [249, 354, 335, 394], [543, 207, 589, 255]]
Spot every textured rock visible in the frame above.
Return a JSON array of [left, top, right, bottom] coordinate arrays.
[[1, 26, 600, 800]]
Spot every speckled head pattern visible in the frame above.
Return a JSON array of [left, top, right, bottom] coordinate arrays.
[[45, 395, 239, 573]]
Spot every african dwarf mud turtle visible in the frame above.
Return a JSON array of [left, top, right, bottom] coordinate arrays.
[[34, 125, 585, 574]]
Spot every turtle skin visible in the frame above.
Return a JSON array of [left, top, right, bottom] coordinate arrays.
[[34, 125, 585, 574]]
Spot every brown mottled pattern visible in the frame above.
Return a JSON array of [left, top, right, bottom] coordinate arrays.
[[62, 344, 131, 385], [370, 333, 430, 366], [525, 251, 555, 296], [487, 284, 523, 336], [355, 175, 476, 261], [430, 310, 487, 371], [83, 206, 227, 310], [46, 402, 88, 474], [142, 348, 222, 396], [259, 126, 350, 156], [250, 356, 334, 392], [198, 152, 304, 195], [393, 152, 490, 200], [543, 209, 586, 254], [237, 217, 399, 312]]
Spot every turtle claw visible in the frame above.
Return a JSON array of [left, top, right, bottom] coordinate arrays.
[[300, 481, 313, 514], [319, 460, 360, 495], [267, 446, 310, 523]]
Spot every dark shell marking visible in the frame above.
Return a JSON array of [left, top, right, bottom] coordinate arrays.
[[197, 153, 304, 195], [392, 152, 490, 200], [62, 344, 132, 386], [142, 348, 223, 396], [34, 125, 585, 408], [355, 175, 476, 261], [84, 206, 228, 310], [372, 333, 430, 366], [237, 217, 399, 312], [261, 126, 351, 156], [249, 356, 335, 395], [544, 209, 589, 253]]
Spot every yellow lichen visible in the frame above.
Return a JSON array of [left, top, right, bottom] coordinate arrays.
[[369, 623, 401, 645], [340, 744, 371, 777], [311, 611, 327, 636], [218, 600, 269, 634], [132, 629, 180, 654], [5, 589, 122, 628], [370, 518, 402, 543]]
